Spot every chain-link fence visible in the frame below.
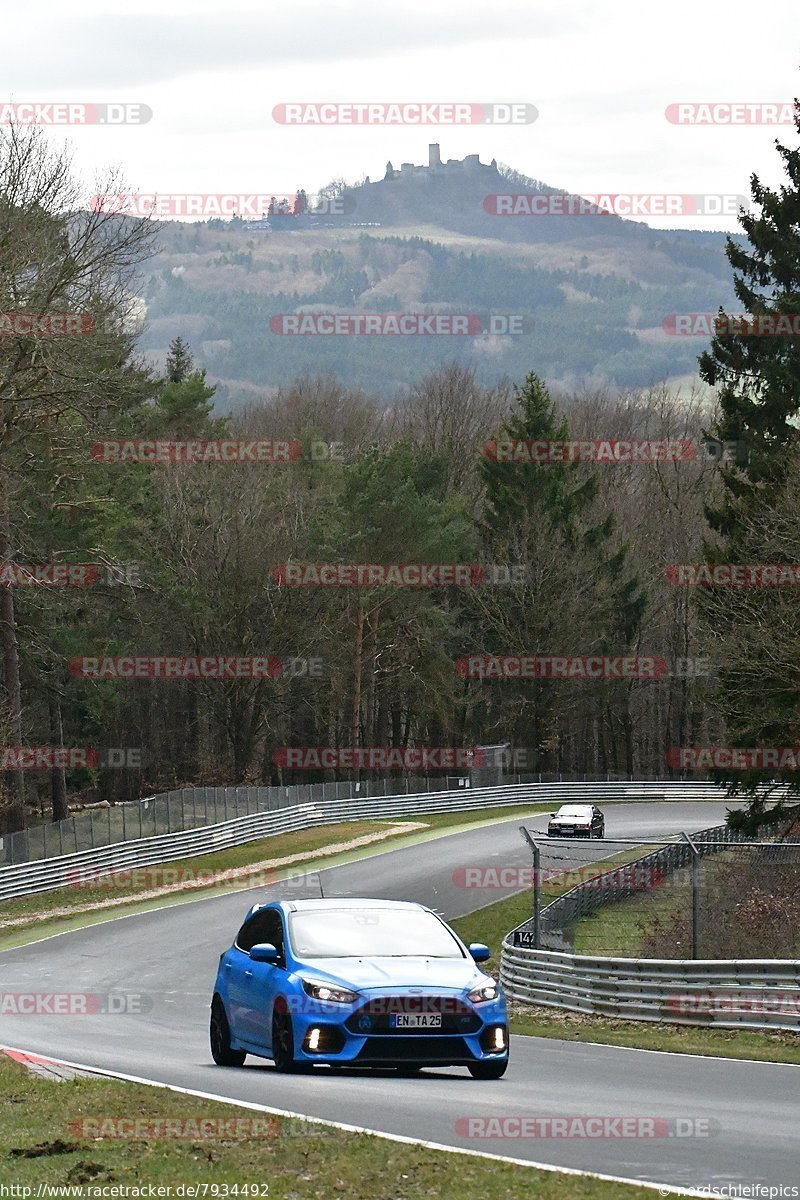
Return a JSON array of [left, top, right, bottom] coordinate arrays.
[[517, 812, 800, 960], [0, 775, 481, 866]]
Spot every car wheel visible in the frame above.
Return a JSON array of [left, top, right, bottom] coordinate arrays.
[[272, 1010, 300, 1073], [598, 825, 605, 839], [468, 1059, 508, 1080], [210, 997, 246, 1067]]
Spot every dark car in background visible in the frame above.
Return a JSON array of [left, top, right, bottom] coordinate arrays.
[[547, 804, 605, 838]]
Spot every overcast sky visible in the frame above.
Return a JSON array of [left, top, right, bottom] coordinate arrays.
[[4, 0, 799, 230]]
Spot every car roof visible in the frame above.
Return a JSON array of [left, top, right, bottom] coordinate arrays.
[[556, 803, 593, 811], [245, 898, 430, 918]]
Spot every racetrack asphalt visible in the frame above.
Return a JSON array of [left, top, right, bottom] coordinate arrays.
[[1, 801, 797, 1192]]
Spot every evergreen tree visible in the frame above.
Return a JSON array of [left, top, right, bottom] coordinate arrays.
[[696, 106, 800, 815], [165, 337, 194, 384], [700, 105, 800, 532]]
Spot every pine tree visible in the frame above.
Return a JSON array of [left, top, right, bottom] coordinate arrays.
[[165, 336, 194, 384], [700, 105, 800, 533], [697, 106, 800, 813]]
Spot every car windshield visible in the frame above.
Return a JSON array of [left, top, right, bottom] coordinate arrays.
[[555, 806, 592, 818], [289, 908, 465, 959]]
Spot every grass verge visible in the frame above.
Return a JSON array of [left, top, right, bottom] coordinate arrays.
[[506, 1006, 800, 1064], [0, 1055, 655, 1198]]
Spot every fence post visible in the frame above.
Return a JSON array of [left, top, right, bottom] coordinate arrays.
[[519, 825, 540, 949], [681, 832, 701, 958]]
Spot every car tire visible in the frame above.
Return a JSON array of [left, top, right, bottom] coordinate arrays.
[[210, 997, 246, 1067], [272, 1010, 301, 1073], [468, 1059, 508, 1080], [598, 825, 605, 839]]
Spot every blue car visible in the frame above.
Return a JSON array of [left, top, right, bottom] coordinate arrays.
[[210, 898, 509, 1078]]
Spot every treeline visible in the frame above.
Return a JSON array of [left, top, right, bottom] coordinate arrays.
[[4, 109, 800, 834], [0, 324, 726, 830]]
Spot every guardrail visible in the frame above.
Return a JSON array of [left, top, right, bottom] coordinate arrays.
[[1, 773, 722, 867], [499, 944, 800, 1031], [0, 779, 729, 902], [501, 813, 800, 1031]]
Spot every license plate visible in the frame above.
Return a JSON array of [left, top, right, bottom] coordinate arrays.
[[391, 1013, 442, 1029]]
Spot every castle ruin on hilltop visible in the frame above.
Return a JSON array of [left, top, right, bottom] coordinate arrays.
[[363, 144, 498, 185]]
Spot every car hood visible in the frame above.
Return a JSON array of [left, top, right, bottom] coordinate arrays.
[[294, 956, 489, 993]]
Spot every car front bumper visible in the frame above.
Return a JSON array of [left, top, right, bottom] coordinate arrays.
[[287, 991, 509, 1067]]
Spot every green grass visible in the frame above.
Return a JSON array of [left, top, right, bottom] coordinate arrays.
[[507, 1007, 800, 1064], [0, 804, 554, 953], [0, 1055, 655, 1198], [451, 846, 656, 977]]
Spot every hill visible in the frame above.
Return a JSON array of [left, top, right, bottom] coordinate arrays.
[[135, 146, 739, 408]]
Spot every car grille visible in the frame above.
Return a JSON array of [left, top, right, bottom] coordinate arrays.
[[355, 1036, 475, 1064], [345, 996, 481, 1036]]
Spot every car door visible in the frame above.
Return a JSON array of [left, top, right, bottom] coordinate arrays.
[[235, 907, 288, 1048], [592, 808, 603, 835]]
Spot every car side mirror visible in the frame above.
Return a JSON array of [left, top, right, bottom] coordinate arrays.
[[549, 812, 557, 817], [249, 942, 278, 963], [469, 943, 491, 962]]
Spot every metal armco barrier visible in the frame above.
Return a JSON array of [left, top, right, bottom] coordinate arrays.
[[0, 779, 727, 902], [501, 811, 800, 1032], [499, 943, 800, 1032]]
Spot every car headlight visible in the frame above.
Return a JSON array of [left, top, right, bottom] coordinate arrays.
[[301, 979, 359, 1004], [468, 982, 500, 1004]]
